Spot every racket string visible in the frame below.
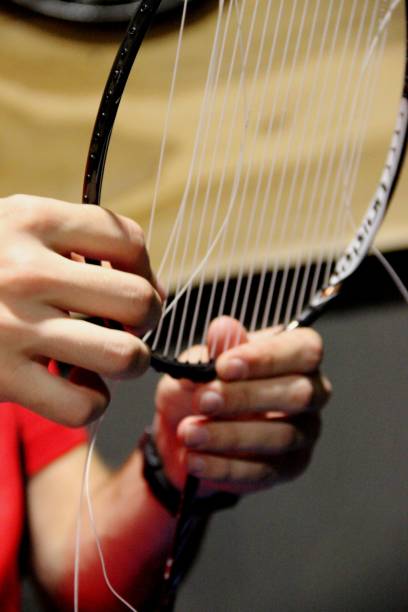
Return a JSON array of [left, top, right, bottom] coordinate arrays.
[[142, 0, 405, 357], [321, 0, 386, 289]]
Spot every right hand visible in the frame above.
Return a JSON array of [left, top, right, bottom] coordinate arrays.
[[0, 195, 162, 426]]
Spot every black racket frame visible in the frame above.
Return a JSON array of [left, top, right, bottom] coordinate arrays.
[[81, 1, 408, 609]]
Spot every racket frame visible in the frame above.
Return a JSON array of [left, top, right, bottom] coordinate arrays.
[[81, 1, 408, 609]]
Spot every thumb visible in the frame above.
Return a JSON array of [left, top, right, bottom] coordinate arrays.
[[207, 315, 248, 360]]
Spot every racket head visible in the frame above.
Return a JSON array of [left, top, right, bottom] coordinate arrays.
[[84, 0, 408, 382], [6, 0, 184, 23]]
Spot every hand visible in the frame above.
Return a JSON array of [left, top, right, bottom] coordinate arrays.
[[154, 317, 331, 496], [0, 195, 162, 426]]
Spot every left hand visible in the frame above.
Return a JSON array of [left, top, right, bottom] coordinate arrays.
[[154, 316, 331, 497]]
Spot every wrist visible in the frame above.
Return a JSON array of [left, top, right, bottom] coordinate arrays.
[[139, 428, 240, 517]]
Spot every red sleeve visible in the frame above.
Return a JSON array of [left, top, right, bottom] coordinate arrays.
[[16, 405, 88, 477]]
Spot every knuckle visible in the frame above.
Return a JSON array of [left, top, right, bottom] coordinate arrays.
[[0, 255, 52, 299], [124, 219, 146, 257], [301, 329, 324, 370], [290, 377, 314, 410], [254, 463, 276, 484], [215, 457, 234, 483], [106, 337, 147, 377], [17, 266, 52, 298], [229, 385, 251, 413], [130, 280, 161, 328], [276, 425, 298, 452], [14, 196, 58, 235], [65, 397, 106, 427], [224, 424, 241, 451]]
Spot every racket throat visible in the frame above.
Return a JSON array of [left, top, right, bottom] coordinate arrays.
[[289, 283, 342, 329]]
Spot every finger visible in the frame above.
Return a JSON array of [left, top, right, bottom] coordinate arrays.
[[179, 414, 320, 457], [207, 316, 248, 358], [35, 316, 151, 379], [248, 325, 282, 342], [215, 328, 323, 381], [47, 256, 162, 330], [193, 373, 332, 417], [8, 360, 110, 427], [155, 375, 196, 427], [19, 196, 155, 279], [180, 418, 299, 456], [187, 452, 279, 485], [187, 449, 314, 493]]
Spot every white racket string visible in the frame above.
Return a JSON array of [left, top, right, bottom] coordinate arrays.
[[371, 246, 408, 304], [328, 12, 389, 286], [299, 0, 368, 308], [281, 0, 343, 325], [245, 0, 309, 332], [143, 0, 253, 354], [153, 0, 227, 285], [309, 2, 376, 299], [250, 0, 352, 331], [143, 0, 404, 362], [209, 0, 284, 353], [215, 0, 302, 335], [150, 0, 228, 351], [267, 1, 326, 327], [255, 0, 324, 329], [200, 0, 279, 356], [170, 0, 242, 358], [294, 0, 377, 317], [195, 0, 254, 360], [321, 2, 387, 289], [146, 0, 189, 250], [169, 0, 256, 352], [164, 0, 251, 356], [74, 414, 138, 612], [73, 421, 94, 612], [256, 0, 338, 330], [230, 0, 323, 342], [161, 0, 238, 350], [83, 418, 139, 611], [305, 0, 370, 304], [334, 0, 402, 261], [171, 0, 257, 358], [364, 0, 402, 71]]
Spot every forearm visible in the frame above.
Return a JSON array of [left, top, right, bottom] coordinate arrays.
[[57, 450, 178, 611]]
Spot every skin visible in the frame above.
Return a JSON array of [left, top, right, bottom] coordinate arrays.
[[27, 320, 330, 610], [0, 194, 331, 609], [0, 194, 162, 426]]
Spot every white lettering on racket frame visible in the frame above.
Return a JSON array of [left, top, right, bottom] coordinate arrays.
[[330, 97, 408, 287]]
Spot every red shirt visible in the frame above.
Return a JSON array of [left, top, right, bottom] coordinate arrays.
[[0, 403, 87, 612]]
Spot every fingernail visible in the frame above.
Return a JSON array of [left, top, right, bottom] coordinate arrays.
[[199, 391, 224, 414], [217, 358, 248, 381], [187, 455, 206, 475], [184, 425, 210, 448]]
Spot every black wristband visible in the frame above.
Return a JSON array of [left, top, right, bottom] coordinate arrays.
[[139, 428, 240, 517]]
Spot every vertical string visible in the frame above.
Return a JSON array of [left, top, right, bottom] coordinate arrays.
[[306, 0, 371, 303], [326, 13, 388, 288], [210, 0, 281, 353], [171, 0, 252, 357], [282, 0, 340, 324], [151, 0, 227, 352], [146, 0, 189, 250], [294, 0, 369, 317]]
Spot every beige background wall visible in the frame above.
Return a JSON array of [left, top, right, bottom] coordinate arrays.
[[0, 3, 407, 284]]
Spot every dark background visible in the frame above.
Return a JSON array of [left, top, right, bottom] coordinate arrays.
[[23, 253, 408, 611]]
